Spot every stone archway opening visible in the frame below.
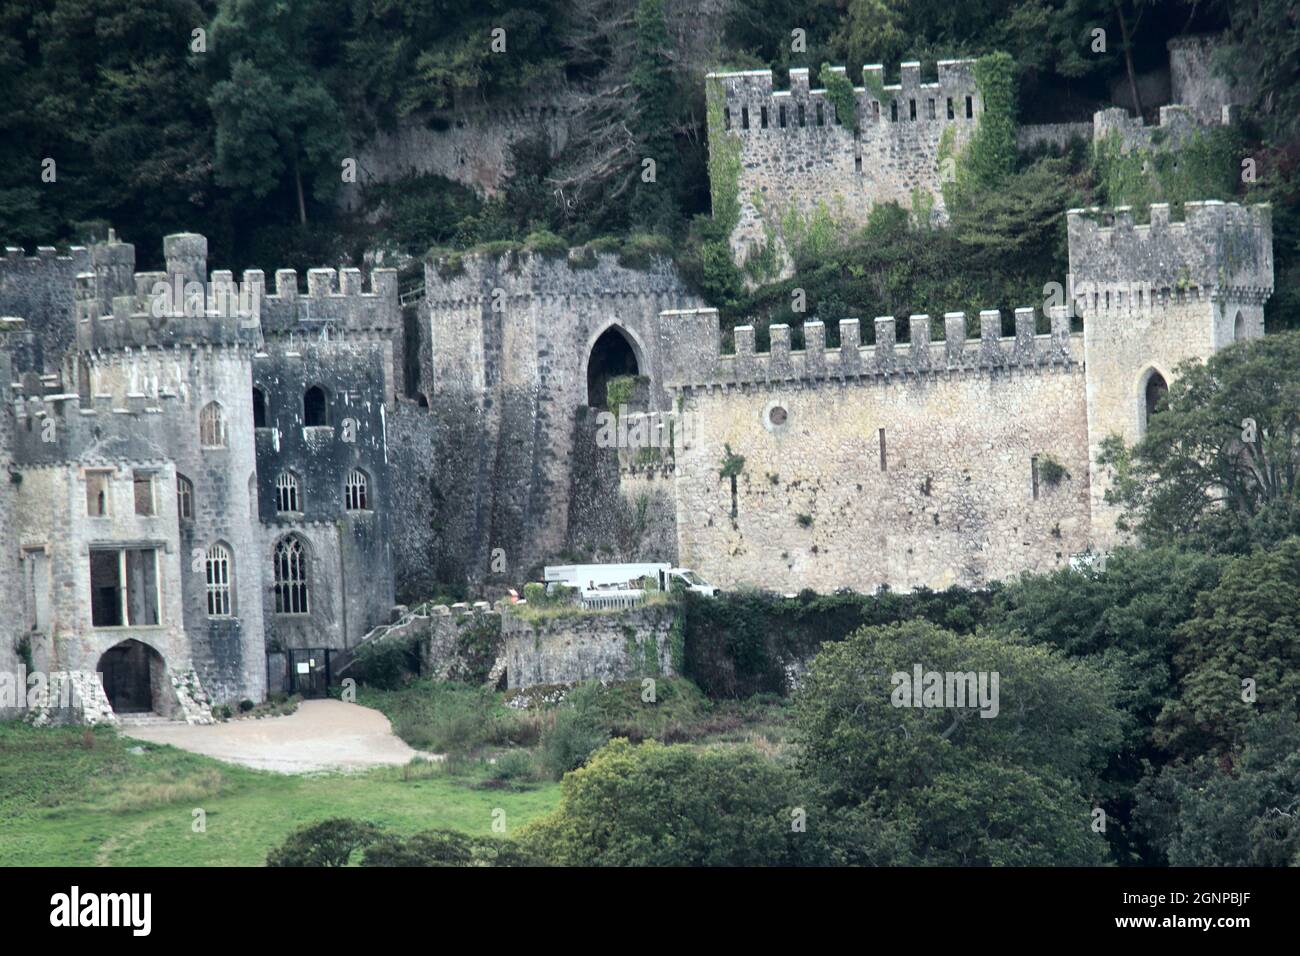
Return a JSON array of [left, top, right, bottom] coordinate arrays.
[[586, 326, 640, 408], [97, 639, 167, 716]]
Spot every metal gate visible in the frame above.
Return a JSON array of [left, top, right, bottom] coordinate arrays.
[[267, 648, 332, 698]]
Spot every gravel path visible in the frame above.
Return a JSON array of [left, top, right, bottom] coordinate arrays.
[[120, 699, 438, 773]]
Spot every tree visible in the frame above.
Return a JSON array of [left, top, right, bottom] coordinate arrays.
[[519, 739, 800, 866], [207, 0, 349, 225], [1155, 537, 1300, 759], [1098, 332, 1300, 552], [793, 620, 1121, 864], [266, 818, 382, 866], [1136, 713, 1300, 866]]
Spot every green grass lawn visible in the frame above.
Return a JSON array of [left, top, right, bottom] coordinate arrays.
[[0, 724, 560, 867]]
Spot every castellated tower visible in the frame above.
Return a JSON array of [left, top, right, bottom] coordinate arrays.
[[706, 60, 981, 271], [1071, 201, 1274, 547], [420, 248, 701, 586]]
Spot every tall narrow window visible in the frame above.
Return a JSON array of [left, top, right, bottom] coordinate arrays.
[[22, 548, 49, 633], [946, 97, 954, 119], [909, 99, 916, 120], [303, 386, 329, 427], [345, 468, 369, 511], [741, 106, 749, 129], [253, 387, 268, 428], [177, 474, 194, 521], [275, 471, 301, 513], [1031, 456, 1040, 500], [86, 470, 111, 516], [200, 401, 226, 448], [205, 543, 233, 617], [879, 428, 887, 472], [965, 95, 973, 118], [779, 104, 786, 128], [133, 471, 155, 516], [1142, 370, 1168, 434], [273, 537, 310, 615], [760, 106, 768, 128]]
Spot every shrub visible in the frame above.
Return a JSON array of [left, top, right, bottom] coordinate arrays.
[[488, 750, 541, 787], [352, 633, 420, 690], [540, 684, 611, 780], [266, 818, 383, 867], [361, 829, 539, 867], [520, 739, 799, 866]]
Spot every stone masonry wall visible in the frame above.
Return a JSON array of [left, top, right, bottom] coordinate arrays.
[[423, 249, 700, 586], [666, 310, 1091, 593], [501, 604, 677, 690], [708, 61, 981, 270]]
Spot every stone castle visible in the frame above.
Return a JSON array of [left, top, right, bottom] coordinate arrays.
[[0, 38, 1275, 722]]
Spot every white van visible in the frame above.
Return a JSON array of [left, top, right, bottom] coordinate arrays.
[[543, 563, 720, 597]]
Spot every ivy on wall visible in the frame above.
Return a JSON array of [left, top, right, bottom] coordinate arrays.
[[706, 77, 743, 234], [943, 52, 1017, 211], [1092, 126, 1242, 217], [819, 63, 859, 131]]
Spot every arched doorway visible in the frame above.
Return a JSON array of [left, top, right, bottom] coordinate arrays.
[[586, 326, 640, 408], [97, 640, 166, 715]]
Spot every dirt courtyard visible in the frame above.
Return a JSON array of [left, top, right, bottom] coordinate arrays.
[[121, 699, 437, 773]]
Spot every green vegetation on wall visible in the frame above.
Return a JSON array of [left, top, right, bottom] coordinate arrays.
[[944, 52, 1018, 211], [819, 63, 859, 131], [1092, 126, 1242, 216]]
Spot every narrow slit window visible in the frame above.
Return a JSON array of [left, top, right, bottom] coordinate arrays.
[[855, 154, 863, 173], [909, 99, 916, 120], [965, 95, 973, 118], [86, 470, 111, 516], [890, 101, 898, 122], [760, 106, 768, 128], [741, 106, 749, 129], [872, 101, 880, 121], [723, 107, 731, 129], [927, 98, 936, 119], [816, 102, 824, 126], [946, 97, 954, 119], [879, 428, 887, 472], [1031, 456, 1040, 499], [798, 104, 806, 127], [779, 104, 786, 127]]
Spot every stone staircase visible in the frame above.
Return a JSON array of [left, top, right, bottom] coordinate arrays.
[[116, 713, 177, 728]]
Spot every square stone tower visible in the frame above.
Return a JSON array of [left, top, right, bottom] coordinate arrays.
[[1069, 201, 1274, 548]]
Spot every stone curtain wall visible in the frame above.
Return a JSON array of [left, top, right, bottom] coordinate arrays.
[[708, 61, 981, 270], [340, 98, 578, 207], [501, 604, 677, 690], [669, 334, 1092, 594], [1168, 35, 1253, 126]]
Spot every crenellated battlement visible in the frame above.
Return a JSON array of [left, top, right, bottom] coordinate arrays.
[[1092, 103, 1227, 156], [9, 388, 188, 467], [1067, 201, 1273, 306], [706, 59, 980, 134], [70, 233, 400, 350], [660, 307, 1076, 391]]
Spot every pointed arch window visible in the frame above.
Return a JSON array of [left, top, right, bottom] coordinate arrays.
[[205, 543, 233, 617], [253, 387, 268, 428], [345, 468, 369, 511], [177, 474, 194, 521], [200, 401, 227, 448], [273, 537, 310, 615]]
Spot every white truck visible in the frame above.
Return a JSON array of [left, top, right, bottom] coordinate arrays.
[[543, 562, 720, 602]]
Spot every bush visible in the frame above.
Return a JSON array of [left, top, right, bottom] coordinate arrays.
[[488, 750, 541, 788], [361, 829, 539, 867], [266, 818, 383, 867], [369, 680, 529, 755], [539, 684, 611, 780], [352, 633, 421, 690], [520, 739, 799, 866]]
